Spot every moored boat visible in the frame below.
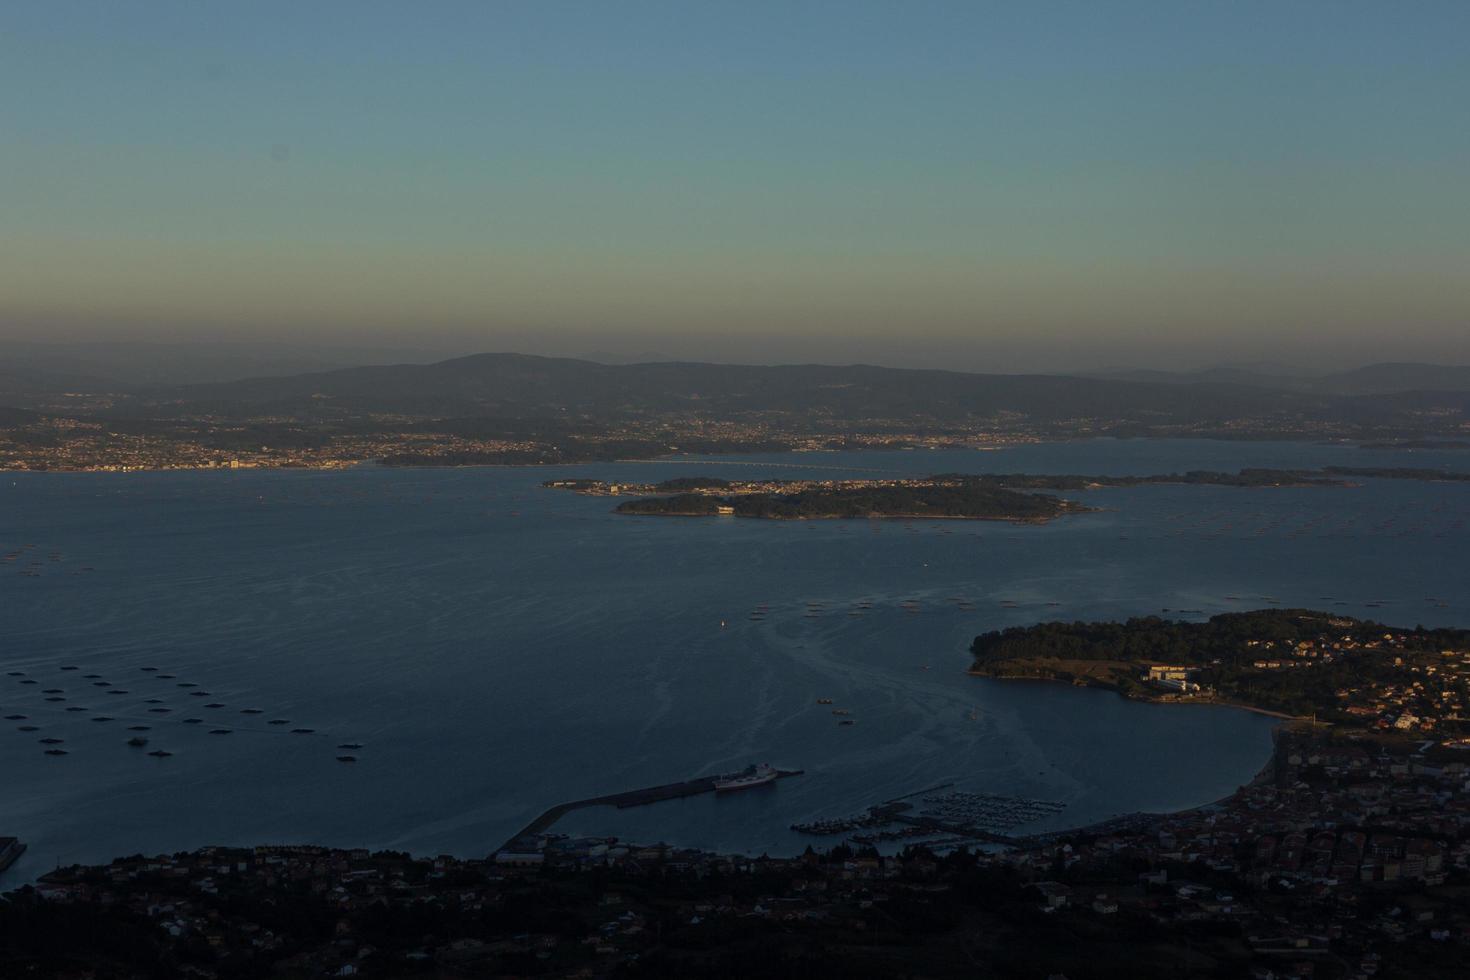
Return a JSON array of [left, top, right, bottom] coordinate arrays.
[[714, 763, 778, 792]]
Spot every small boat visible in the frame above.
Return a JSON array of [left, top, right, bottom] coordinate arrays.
[[148, 707, 171, 713], [183, 718, 203, 724], [207, 729, 232, 735], [44, 748, 68, 756], [147, 750, 173, 758], [38, 737, 64, 745], [290, 728, 315, 734], [61, 665, 79, 671], [91, 716, 114, 722], [337, 743, 362, 750], [714, 763, 778, 792], [127, 725, 150, 732], [240, 708, 263, 715], [205, 702, 225, 708], [838, 719, 856, 726], [127, 737, 148, 747], [268, 719, 290, 725], [336, 755, 358, 763]]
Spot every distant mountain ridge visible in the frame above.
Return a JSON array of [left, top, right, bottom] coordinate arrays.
[[1094, 362, 1470, 397], [0, 341, 453, 387], [2, 352, 1467, 441], [122, 352, 1331, 424]]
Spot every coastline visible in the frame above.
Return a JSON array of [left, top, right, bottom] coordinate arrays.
[[617, 509, 1084, 523], [969, 669, 1312, 722], [0, 669, 1311, 885]]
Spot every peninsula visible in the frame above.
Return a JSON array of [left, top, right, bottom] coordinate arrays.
[[971, 608, 1470, 735]]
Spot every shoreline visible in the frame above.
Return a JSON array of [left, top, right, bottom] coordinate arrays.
[[0, 677, 1307, 886], [6, 433, 1469, 475], [617, 509, 1083, 523], [969, 669, 1312, 722]]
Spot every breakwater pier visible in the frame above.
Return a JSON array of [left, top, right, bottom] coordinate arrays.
[[500, 767, 802, 853]]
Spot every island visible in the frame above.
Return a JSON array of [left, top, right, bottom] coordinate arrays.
[[614, 481, 1087, 522], [542, 466, 1470, 522], [971, 608, 1470, 732]]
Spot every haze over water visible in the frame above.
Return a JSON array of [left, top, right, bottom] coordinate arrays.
[[4, 439, 1469, 880]]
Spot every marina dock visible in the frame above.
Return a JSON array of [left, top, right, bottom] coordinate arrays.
[[792, 787, 1069, 848], [500, 768, 802, 853]]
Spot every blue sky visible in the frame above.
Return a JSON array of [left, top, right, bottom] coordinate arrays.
[[3, 2, 1468, 369]]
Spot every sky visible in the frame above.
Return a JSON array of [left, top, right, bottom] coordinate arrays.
[[3, 1, 1468, 372]]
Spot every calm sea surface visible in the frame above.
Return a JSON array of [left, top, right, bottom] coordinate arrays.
[[3, 439, 1469, 880]]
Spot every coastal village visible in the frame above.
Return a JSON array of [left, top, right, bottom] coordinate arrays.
[[1141, 632, 1470, 741], [0, 412, 1035, 472]]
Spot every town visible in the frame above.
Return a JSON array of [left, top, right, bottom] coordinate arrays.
[[0, 412, 1039, 472], [2, 392, 1462, 472]]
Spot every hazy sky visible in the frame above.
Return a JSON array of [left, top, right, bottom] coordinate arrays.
[[3, 2, 1468, 371]]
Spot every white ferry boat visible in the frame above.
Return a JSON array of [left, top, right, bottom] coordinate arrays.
[[714, 763, 778, 792]]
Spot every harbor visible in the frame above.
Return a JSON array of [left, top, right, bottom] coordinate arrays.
[[502, 772, 1075, 862]]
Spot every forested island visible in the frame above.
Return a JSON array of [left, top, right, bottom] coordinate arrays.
[[615, 483, 1085, 522], [549, 466, 1470, 498], [544, 465, 1470, 523], [971, 609, 1470, 729], [939, 466, 1470, 488], [934, 469, 1345, 489]]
